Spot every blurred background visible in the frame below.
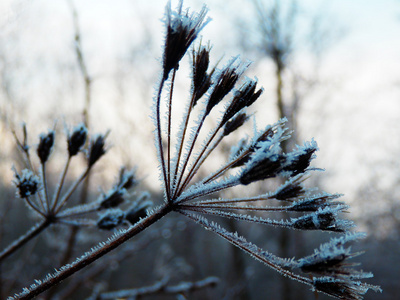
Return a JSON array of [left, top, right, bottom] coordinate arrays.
[[0, 0, 399, 299]]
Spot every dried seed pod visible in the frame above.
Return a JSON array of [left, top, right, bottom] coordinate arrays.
[[117, 167, 138, 190], [192, 45, 213, 105], [223, 112, 249, 136], [99, 189, 125, 210], [97, 209, 125, 230], [221, 80, 263, 125], [37, 131, 55, 164], [163, 2, 209, 80], [88, 133, 108, 167], [68, 123, 87, 156], [13, 169, 39, 198]]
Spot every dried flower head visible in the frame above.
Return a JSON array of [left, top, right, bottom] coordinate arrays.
[[13, 168, 39, 198], [68, 123, 87, 156], [163, 0, 210, 80], [97, 209, 125, 230], [37, 130, 55, 164], [88, 133, 108, 167]]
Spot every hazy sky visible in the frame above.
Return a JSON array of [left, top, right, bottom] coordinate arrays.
[[1, 0, 400, 214]]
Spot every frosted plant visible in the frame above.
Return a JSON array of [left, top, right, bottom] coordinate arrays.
[[1, 123, 142, 263], [10, 1, 380, 299]]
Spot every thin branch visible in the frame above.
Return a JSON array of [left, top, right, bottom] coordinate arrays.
[[13, 204, 172, 300], [0, 219, 51, 262]]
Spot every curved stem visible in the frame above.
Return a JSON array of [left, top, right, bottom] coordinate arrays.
[[51, 157, 71, 212], [40, 164, 50, 213], [0, 219, 51, 263], [171, 90, 196, 198], [13, 204, 172, 300], [166, 69, 176, 195], [155, 79, 170, 201], [53, 166, 90, 214], [178, 125, 224, 193]]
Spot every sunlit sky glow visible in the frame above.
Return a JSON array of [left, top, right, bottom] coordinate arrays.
[[1, 0, 400, 220]]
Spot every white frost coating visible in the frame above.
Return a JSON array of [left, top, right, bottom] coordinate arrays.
[[176, 175, 239, 203]]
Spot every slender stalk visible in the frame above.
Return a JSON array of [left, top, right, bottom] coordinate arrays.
[[190, 194, 273, 205], [178, 126, 224, 193], [182, 203, 287, 212], [171, 92, 196, 197], [53, 167, 90, 214], [181, 211, 312, 286], [0, 219, 51, 262], [24, 196, 46, 217], [167, 69, 177, 194], [51, 157, 71, 212], [14, 204, 172, 300], [201, 148, 251, 184], [40, 164, 50, 213], [155, 79, 171, 201], [177, 177, 239, 204], [173, 111, 208, 199]]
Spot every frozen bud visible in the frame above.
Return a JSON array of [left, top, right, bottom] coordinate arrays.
[[290, 194, 342, 212], [221, 80, 263, 125], [192, 45, 213, 105], [299, 232, 368, 276], [163, 2, 209, 80], [97, 209, 125, 230], [291, 207, 351, 232], [312, 277, 380, 300], [88, 133, 108, 167], [125, 201, 152, 225], [99, 189, 125, 209], [275, 181, 305, 201], [223, 112, 249, 136], [68, 123, 87, 156], [205, 64, 241, 116], [282, 141, 318, 176], [37, 131, 55, 164], [13, 169, 39, 198], [239, 153, 285, 185], [117, 167, 138, 190]]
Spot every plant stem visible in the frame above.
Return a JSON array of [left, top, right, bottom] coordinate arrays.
[[14, 203, 172, 300], [0, 219, 51, 262]]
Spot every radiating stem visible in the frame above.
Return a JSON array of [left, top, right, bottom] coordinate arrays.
[[177, 177, 239, 204], [167, 69, 177, 195], [53, 166, 91, 214], [24, 196, 45, 217], [14, 204, 172, 300], [171, 93, 196, 197], [201, 148, 251, 184], [51, 157, 71, 213], [178, 125, 224, 193], [173, 112, 207, 199], [155, 79, 171, 201], [0, 219, 51, 262], [40, 164, 50, 213]]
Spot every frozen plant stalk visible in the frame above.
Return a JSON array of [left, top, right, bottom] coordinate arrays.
[[12, 1, 380, 299]]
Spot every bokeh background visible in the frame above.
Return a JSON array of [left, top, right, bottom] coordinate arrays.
[[0, 0, 399, 299]]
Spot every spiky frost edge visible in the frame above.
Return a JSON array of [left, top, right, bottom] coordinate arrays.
[[179, 210, 310, 278]]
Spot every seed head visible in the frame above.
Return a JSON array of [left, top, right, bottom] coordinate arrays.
[[163, 1, 210, 80], [13, 168, 39, 198], [97, 209, 125, 230], [223, 112, 249, 137], [87, 133, 108, 167], [117, 167, 138, 190], [205, 62, 242, 116], [37, 131, 55, 164], [192, 44, 213, 105], [68, 123, 87, 156], [99, 188, 125, 210], [221, 80, 263, 125]]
